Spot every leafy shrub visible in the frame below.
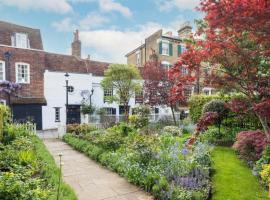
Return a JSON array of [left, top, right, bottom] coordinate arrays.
[[163, 126, 182, 136], [202, 100, 229, 133], [93, 130, 126, 150], [254, 145, 270, 174], [0, 105, 10, 142], [0, 172, 50, 200], [189, 94, 223, 123], [3, 124, 32, 144], [64, 124, 212, 200], [67, 123, 96, 135], [81, 104, 95, 115], [200, 127, 236, 146], [129, 134, 159, 164], [129, 105, 150, 129], [233, 130, 267, 162], [260, 164, 270, 186], [108, 122, 134, 136], [202, 100, 228, 117]]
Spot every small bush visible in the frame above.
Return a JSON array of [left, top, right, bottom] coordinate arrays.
[[129, 105, 150, 129], [254, 145, 270, 174], [163, 126, 182, 136], [189, 94, 223, 123], [67, 123, 96, 135], [200, 127, 236, 146], [260, 164, 270, 186], [233, 130, 267, 162]]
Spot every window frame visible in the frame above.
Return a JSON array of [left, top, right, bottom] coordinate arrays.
[[54, 107, 61, 122], [104, 88, 113, 103], [13, 33, 30, 49], [161, 61, 171, 71], [15, 62, 30, 84], [161, 41, 170, 56], [104, 107, 116, 115], [181, 67, 188, 75], [136, 51, 141, 66], [0, 60, 6, 81]]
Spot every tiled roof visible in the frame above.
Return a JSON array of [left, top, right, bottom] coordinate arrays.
[[45, 52, 110, 76], [0, 21, 43, 50]]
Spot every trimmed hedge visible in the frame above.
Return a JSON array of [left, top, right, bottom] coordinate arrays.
[[189, 94, 225, 123]]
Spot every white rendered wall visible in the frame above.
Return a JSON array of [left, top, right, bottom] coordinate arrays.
[[42, 70, 93, 130]]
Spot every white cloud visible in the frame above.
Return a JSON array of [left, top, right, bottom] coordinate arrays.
[[156, 0, 200, 11], [0, 0, 72, 13], [80, 20, 185, 63], [79, 12, 109, 30], [99, 0, 132, 18], [52, 13, 109, 31], [52, 18, 76, 32]]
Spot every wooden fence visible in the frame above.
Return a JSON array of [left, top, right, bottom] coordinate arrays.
[[13, 122, 37, 135]]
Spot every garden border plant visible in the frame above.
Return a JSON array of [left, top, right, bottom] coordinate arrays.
[[63, 123, 212, 200]]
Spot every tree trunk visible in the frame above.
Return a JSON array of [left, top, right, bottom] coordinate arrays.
[[257, 114, 270, 142], [124, 103, 129, 122], [170, 105, 177, 125]]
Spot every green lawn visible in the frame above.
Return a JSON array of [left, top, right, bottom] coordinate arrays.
[[212, 147, 268, 200]]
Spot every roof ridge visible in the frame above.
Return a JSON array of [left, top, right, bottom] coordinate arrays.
[[0, 20, 40, 31]]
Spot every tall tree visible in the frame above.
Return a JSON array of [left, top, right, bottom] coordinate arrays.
[[142, 60, 177, 124], [171, 0, 270, 140], [101, 64, 141, 121]]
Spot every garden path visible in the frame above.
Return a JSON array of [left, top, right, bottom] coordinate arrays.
[[44, 139, 153, 200]]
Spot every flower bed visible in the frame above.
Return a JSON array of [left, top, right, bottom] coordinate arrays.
[[0, 105, 76, 200], [64, 123, 212, 200]]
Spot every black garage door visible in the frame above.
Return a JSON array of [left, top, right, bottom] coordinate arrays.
[[13, 104, 42, 130]]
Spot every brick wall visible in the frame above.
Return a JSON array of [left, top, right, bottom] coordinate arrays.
[[0, 46, 46, 103]]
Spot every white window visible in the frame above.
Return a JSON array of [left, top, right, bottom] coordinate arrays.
[[136, 51, 141, 66], [162, 42, 169, 55], [55, 107, 61, 122], [104, 107, 116, 115], [181, 45, 187, 53], [0, 61, 5, 81], [16, 62, 30, 84], [181, 67, 188, 75], [161, 61, 171, 71], [104, 88, 113, 103], [12, 33, 30, 48]]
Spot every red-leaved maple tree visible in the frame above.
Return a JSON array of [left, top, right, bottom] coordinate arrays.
[[142, 60, 177, 124], [170, 0, 270, 140]]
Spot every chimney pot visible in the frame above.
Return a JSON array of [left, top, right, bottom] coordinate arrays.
[[71, 30, 81, 57]]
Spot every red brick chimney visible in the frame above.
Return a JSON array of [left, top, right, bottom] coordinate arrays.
[[72, 30, 81, 57]]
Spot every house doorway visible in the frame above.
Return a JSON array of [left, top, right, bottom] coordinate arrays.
[[67, 105, 81, 124]]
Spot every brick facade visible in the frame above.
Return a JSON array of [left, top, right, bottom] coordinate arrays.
[[0, 21, 109, 105]]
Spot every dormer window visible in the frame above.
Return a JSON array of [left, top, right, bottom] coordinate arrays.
[[11, 33, 30, 48]]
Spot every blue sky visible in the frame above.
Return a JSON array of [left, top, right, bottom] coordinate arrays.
[[0, 0, 202, 63]]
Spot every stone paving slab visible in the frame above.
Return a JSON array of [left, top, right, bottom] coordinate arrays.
[[44, 139, 153, 200]]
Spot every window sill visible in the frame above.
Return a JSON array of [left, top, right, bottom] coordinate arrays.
[[161, 54, 170, 56], [16, 82, 30, 84]]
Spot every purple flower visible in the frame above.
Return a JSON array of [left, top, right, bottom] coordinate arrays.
[[181, 148, 189, 155]]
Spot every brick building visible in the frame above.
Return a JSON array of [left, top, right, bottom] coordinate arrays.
[[126, 23, 216, 99], [0, 21, 109, 130], [126, 24, 192, 69]]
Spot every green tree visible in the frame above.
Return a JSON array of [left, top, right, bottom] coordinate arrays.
[[101, 64, 142, 121]]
